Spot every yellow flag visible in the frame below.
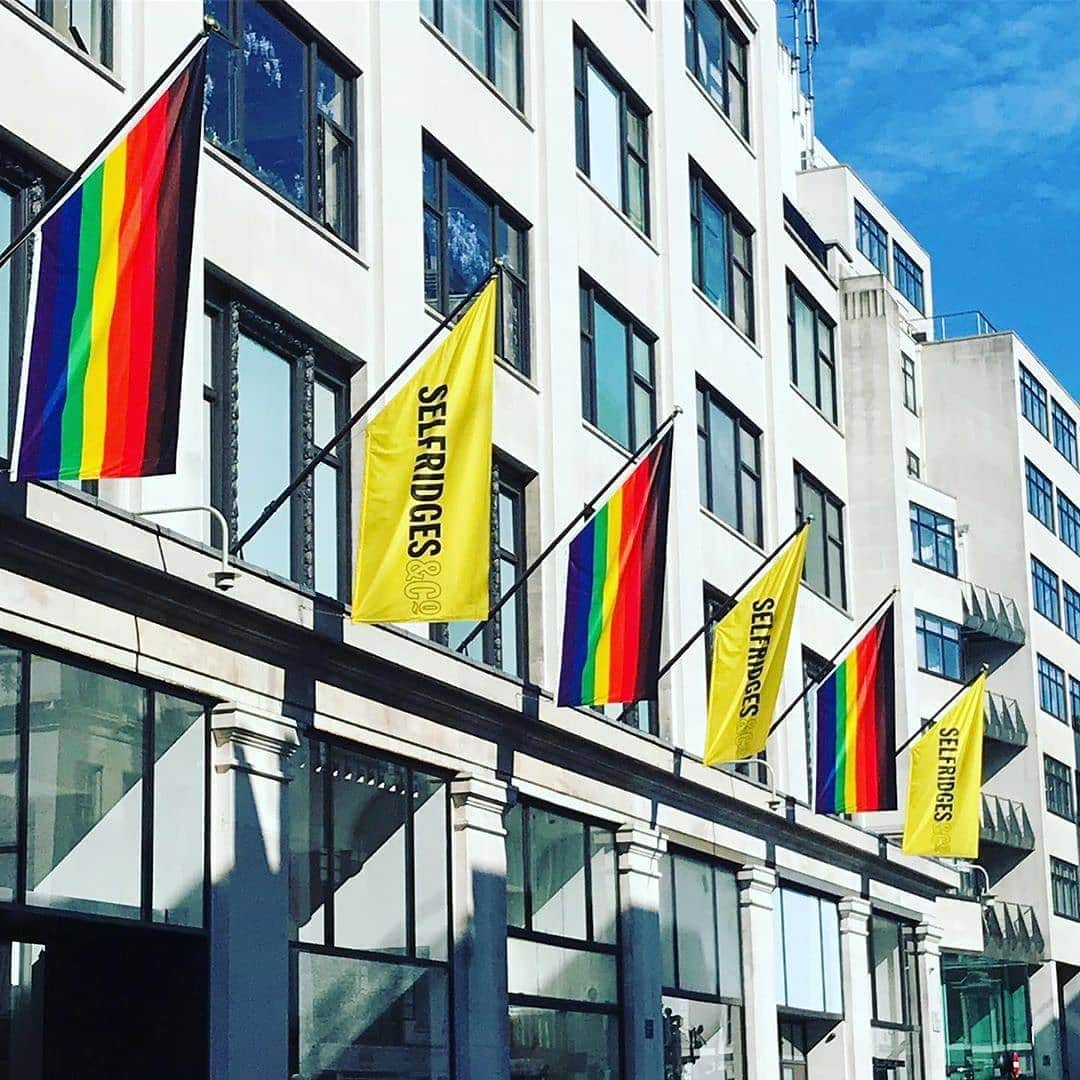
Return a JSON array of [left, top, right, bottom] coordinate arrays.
[[352, 279, 496, 623], [703, 527, 808, 766], [902, 672, 986, 858]]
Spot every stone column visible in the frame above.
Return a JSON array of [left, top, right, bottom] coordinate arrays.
[[915, 920, 948, 1080], [616, 824, 666, 1078], [208, 702, 299, 1080], [838, 896, 874, 1080], [451, 774, 510, 1080], [738, 865, 780, 1080]]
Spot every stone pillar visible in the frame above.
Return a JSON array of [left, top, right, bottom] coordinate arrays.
[[616, 824, 667, 1079], [1030, 961, 1065, 1080], [838, 896, 874, 1080], [209, 703, 299, 1080], [915, 920, 948, 1080], [738, 865, 780, 1080], [451, 774, 510, 1080]]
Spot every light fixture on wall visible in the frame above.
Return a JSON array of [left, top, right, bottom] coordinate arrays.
[[135, 505, 237, 590]]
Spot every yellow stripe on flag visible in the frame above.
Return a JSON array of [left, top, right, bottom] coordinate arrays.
[[593, 486, 622, 702], [843, 656, 858, 810], [352, 279, 497, 623]]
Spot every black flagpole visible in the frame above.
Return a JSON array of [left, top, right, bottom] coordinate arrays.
[[456, 408, 682, 655], [893, 663, 989, 757]]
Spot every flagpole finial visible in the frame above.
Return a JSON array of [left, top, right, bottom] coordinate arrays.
[[673, 404, 684, 416], [203, 13, 221, 31], [980, 662, 990, 673]]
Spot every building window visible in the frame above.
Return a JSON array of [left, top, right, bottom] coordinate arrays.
[[910, 503, 957, 576], [794, 466, 847, 608], [1038, 655, 1067, 721], [1072, 677, 1080, 729], [691, 167, 755, 339], [901, 353, 917, 414], [16, 0, 112, 66], [1020, 365, 1049, 437], [915, 611, 962, 681], [579, 279, 656, 450], [697, 381, 762, 545], [1025, 460, 1055, 530], [682, 0, 749, 138], [906, 450, 921, 478], [660, 851, 746, 1079], [1059, 492, 1080, 555], [1066, 583, 1080, 642], [787, 278, 836, 422], [1032, 557, 1061, 626], [506, 802, 621, 1078], [869, 915, 921, 1076], [0, 644, 206, 921], [420, 0, 522, 107], [1053, 401, 1079, 468], [1052, 857, 1080, 921], [1045, 755, 1075, 821], [574, 35, 650, 233], [432, 459, 530, 678], [855, 200, 888, 274], [289, 738, 451, 1075], [205, 285, 352, 599], [774, 885, 842, 1014], [423, 142, 530, 374], [203, 0, 357, 242], [892, 243, 924, 313]]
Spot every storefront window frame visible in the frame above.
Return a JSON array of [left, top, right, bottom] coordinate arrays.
[[867, 913, 923, 1080]]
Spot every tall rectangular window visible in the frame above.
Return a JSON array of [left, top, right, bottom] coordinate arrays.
[[906, 450, 920, 478], [794, 467, 846, 608], [206, 285, 352, 599], [909, 503, 957, 576], [1053, 400, 1079, 467], [204, 0, 357, 242], [787, 278, 836, 422], [289, 738, 451, 1076], [682, 0, 749, 138], [1052, 857, 1080, 921], [423, 142, 530, 374], [580, 279, 656, 450], [432, 460, 530, 678], [420, 0, 523, 107], [17, 0, 112, 66], [1060, 492, 1080, 555], [506, 802, 621, 1078], [915, 611, 962, 681], [1045, 755, 1075, 821], [902, 353, 917, 414], [855, 201, 888, 274], [574, 36, 650, 234], [1020, 365, 1049, 436], [1026, 460, 1055, 530], [1032, 557, 1061, 626], [1038, 655, 1067, 720], [892, 242, 924, 312], [660, 851, 745, 1079], [1065, 582, 1080, 642], [691, 167, 755, 339], [0, 181, 14, 465], [696, 381, 762, 545], [774, 886, 842, 1014], [1071, 677, 1080, 729]]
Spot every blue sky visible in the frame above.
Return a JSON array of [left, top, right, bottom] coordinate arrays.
[[806, 1, 1080, 397]]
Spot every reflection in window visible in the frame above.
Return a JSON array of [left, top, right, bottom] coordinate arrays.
[[1053, 400, 1078, 468], [909, 503, 957, 576], [16, 0, 112, 66], [794, 466, 846, 608], [1038, 655, 1066, 721], [1025, 460, 1054, 530], [683, 0, 749, 137], [892, 242, 924, 313], [1019, 365, 1048, 437], [204, 0, 356, 241], [787, 278, 835, 421], [902, 353, 917, 414], [774, 885, 842, 1014], [855, 200, 888, 274], [915, 610, 962, 681]]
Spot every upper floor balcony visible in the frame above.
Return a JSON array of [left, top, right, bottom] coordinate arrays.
[[911, 309, 997, 344], [980, 794, 1035, 853], [961, 581, 1026, 650], [980, 900, 1044, 964], [983, 693, 1028, 749]]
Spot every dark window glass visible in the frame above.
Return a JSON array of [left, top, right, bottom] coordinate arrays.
[[1052, 857, 1080, 920], [774, 886, 842, 1014], [423, 142, 530, 374], [869, 916, 915, 1026], [1071, 677, 1080, 729], [1065, 583, 1080, 642], [1020, 365, 1049, 437], [915, 610, 962, 681], [682, 0, 749, 137], [697, 382, 762, 544], [892, 243, 924, 312], [902, 353, 917, 413], [1038, 655, 1067, 721], [18, 0, 112, 66], [855, 201, 888, 274], [574, 36, 651, 234], [1059, 492, 1080, 555], [1032, 557, 1061, 626], [691, 169, 755, 339], [580, 280, 656, 450], [0, 183, 11, 464], [787, 278, 836, 421], [1045, 755, 1075, 821], [906, 450, 921, 478], [1025, 460, 1055, 530], [204, 0, 357, 242], [794, 466, 846, 608], [1053, 400, 1078, 468], [909, 503, 957, 576], [422, 0, 523, 107]]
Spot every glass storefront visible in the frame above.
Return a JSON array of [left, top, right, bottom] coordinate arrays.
[[869, 914, 921, 1080], [774, 885, 843, 1015]]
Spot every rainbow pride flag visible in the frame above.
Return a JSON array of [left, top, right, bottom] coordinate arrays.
[[814, 606, 897, 814], [557, 429, 673, 707], [11, 45, 205, 482]]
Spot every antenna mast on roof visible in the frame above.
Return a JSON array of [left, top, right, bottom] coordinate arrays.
[[791, 0, 820, 168]]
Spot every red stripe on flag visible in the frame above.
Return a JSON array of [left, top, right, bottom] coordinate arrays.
[[609, 455, 648, 701], [855, 624, 882, 809]]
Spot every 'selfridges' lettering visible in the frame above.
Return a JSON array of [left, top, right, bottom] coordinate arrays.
[[735, 598, 775, 751], [932, 726, 962, 824], [407, 384, 449, 558]]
